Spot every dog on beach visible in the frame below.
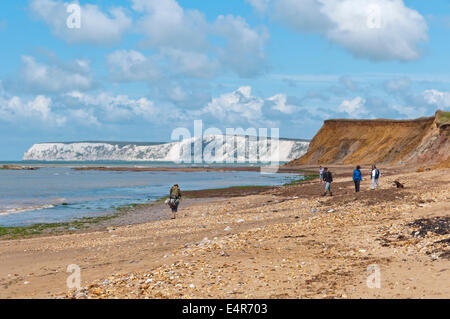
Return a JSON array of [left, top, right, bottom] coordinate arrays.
[[393, 180, 404, 188]]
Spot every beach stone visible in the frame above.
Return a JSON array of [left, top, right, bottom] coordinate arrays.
[[224, 226, 232, 232]]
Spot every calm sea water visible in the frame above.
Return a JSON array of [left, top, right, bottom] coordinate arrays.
[[0, 162, 298, 227]]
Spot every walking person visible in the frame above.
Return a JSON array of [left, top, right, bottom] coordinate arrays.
[[353, 165, 363, 193], [319, 166, 324, 185], [370, 165, 381, 190], [168, 184, 182, 219], [322, 167, 333, 196]]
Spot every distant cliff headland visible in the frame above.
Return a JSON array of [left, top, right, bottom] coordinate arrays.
[[23, 136, 310, 163]]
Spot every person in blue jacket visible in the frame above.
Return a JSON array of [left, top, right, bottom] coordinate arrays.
[[353, 165, 362, 193]]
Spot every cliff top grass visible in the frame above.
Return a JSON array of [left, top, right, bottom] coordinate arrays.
[[324, 116, 435, 124], [436, 110, 450, 125]]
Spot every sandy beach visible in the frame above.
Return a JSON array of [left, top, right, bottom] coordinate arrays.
[[0, 165, 449, 299]]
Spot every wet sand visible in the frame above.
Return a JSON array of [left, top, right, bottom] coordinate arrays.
[[0, 166, 448, 299]]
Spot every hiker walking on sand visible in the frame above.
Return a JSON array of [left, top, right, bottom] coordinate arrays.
[[168, 184, 182, 219], [322, 167, 333, 196], [371, 165, 380, 190], [353, 165, 363, 193], [319, 166, 324, 184]]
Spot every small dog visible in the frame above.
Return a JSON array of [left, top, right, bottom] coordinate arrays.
[[393, 180, 404, 188]]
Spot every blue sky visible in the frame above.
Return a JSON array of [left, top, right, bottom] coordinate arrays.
[[0, 0, 450, 160]]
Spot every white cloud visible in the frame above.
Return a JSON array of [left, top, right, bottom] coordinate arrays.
[[214, 15, 269, 77], [340, 76, 359, 91], [269, 0, 428, 61], [202, 86, 293, 126], [18, 55, 93, 93], [107, 50, 160, 82], [273, 0, 332, 34], [130, 0, 268, 78], [202, 86, 266, 125], [166, 86, 188, 103], [66, 91, 160, 123], [30, 0, 132, 45], [68, 108, 100, 126], [132, 0, 208, 51], [338, 96, 368, 116], [107, 48, 218, 83], [0, 95, 66, 126], [423, 89, 450, 109], [267, 94, 296, 114], [392, 104, 427, 119], [246, 0, 271, 14], [161, 49, 219, 78], [385, 77, 411, 92]]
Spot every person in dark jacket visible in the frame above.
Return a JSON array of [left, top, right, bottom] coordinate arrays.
[[322, 167, 333, 196], [353, 165, 363, 192], [168, 184, 182, 219]]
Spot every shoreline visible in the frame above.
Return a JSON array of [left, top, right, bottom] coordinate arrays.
[[71, 166, 309, 174], [0, 171, 316, 240]]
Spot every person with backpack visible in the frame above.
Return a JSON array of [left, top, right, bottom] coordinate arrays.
[[168, 184, 182, 219], [322, 167, 333, 196], [352, 165, 362, 192], [371, 165, 380, 190]]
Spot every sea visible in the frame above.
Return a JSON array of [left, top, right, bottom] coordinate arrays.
[[0, 161, 300, 227]]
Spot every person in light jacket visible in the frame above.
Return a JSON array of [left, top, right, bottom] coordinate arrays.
[[371, 165, 381, 190]]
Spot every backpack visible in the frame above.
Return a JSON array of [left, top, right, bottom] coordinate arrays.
[[170, 186, 181, 198], [375, 169, 380, 179]]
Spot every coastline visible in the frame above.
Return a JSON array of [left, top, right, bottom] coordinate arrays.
[[71, 166, 307, 173], [0, 168, 315, 240], [1, 165, 448, 299]]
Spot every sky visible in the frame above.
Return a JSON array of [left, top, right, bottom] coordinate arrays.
[[0, 0, 450, 160]]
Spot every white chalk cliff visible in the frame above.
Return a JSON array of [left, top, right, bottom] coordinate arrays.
[[23, 136, 310, 162]]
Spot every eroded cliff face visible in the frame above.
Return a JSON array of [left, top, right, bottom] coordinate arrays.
[[287, 111, 449, 166]]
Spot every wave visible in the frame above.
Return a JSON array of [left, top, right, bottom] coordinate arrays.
[[0, 204, 56, 216]]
